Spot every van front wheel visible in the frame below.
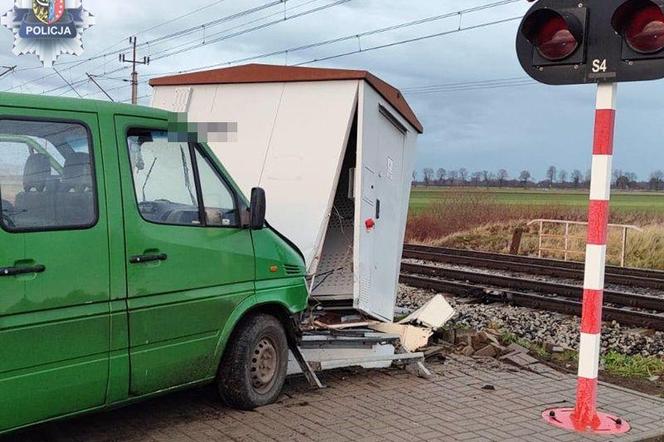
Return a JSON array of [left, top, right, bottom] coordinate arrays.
[[217, 313, 289, 410]]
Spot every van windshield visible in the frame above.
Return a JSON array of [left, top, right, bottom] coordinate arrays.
[[127, 129, 201, 226]]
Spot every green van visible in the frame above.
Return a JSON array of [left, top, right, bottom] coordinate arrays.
[[0, 93, 309, 434]]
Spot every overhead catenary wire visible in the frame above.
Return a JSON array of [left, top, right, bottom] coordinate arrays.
[[9, 0, 526, 102], [89, 0, 350, 78], [142, 0, 523, 77], [1, 0, 289, 92], [402, 77, 537, 94], [149, 0, 353, 62], [143, 0, 327, 61], [294, 16, 521, 66], [52, 67, 82, 98], [92, 23, 528, 102], [7, 0, 351, 99]]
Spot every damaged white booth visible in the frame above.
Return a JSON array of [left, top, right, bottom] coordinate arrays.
[[150, 64, 422, 323]]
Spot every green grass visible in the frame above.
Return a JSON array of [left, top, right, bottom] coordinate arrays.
[[410, 187, 664, 214], [602, 352, 664, 379], [500, 333, 664, 380]]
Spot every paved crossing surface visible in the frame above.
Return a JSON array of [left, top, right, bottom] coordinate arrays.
[[4, 355, 664, 441]]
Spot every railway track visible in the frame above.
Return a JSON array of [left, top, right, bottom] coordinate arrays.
[[402, 244, 664, 289], [400, 245, 664, 332]]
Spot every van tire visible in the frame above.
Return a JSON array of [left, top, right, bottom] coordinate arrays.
[[217, 313, 288, 410]]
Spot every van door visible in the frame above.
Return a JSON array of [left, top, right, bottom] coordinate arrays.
[[0, 113, 110, 431], [115, 116, 255, 396]]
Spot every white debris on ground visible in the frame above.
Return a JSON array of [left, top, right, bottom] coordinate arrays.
[[397, 284, 664, 357]]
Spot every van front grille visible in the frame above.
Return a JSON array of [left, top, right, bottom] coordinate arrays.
[[284, 264, 301, 275]]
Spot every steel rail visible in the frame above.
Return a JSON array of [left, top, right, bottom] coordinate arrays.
[[400, 263, 664, 312], [402, 245, 664, 289], [399, 273, 664, 332], [403, 244, 664, 279]]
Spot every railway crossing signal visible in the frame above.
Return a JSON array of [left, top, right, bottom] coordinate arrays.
[[517, 0, 664, 85], [516, 0, 664, 435]]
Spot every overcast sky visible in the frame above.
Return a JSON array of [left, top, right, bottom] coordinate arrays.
[[0, 0, 663, 181]]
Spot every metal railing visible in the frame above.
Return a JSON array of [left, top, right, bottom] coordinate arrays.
[[527, 219, 643, 267]]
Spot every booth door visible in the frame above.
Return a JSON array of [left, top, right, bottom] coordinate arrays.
[[371, 109, 406, 320], [356, 103, 407, 322]]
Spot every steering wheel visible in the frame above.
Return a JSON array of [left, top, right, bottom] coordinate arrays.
[[1, 210, 15, 228], [1, 200, 16, 228]]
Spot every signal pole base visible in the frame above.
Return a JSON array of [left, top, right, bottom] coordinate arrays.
[[542, 408, 630, 434]]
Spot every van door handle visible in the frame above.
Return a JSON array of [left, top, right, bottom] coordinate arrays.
[[0, 265, 46, 277], [130, 253, 168, 264]]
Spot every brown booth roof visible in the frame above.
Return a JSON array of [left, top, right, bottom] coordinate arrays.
[[149, 63, 423, 133]]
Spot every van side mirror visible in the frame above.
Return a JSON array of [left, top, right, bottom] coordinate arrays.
[[250, 187, 266, 230]]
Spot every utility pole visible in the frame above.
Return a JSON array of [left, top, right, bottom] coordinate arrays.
[[120, 36, 149, 105]]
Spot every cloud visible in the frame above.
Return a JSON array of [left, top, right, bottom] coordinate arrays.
[[0, 0, 662, 180]]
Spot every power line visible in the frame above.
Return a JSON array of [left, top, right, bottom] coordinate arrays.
[[52, 67, 82, 98], [86, 73, 116, 101], [135, 0, 228, 37], [2, 0, 284, 92], [150, 0, 353, 62], [294, 16, 521, 66], [402, 77, 537, 94], [75, 0, 350, 90], [144, 0, 324, 60], [148, 0, 522, 76], [9, 0, 523, 102], [24, 0, 228, 70]]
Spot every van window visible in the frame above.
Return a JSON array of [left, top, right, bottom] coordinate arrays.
[[194, 149, 238, 227], [128, 130, 201, 226], [0, 119, 96, 232]]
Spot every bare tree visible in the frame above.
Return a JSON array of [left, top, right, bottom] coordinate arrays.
[[497, 169, 509, 187], [546, 166, 557, 186], [471, 171, 482, 186], [448, 170, 459, 185], [571, 169, 583, 188], [519, 170, 532, 187], [613, 169, 624, 185], [423, 168, 435, 187], [481, 170, 491, 187], [412, 170, 417, 186], [616, 175, 631, 190], [650, 170, 664, 191], [558, 169, 568, 185], [458, 168, 468, 184], [436, 168, 447, 185]]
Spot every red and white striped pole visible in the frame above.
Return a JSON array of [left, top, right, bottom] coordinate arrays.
[[542, 83, 630, 434]]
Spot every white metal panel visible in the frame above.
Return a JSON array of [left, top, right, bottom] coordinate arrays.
[[153, 83, 284, 196], [153, 81, 360, 271], [354, 82, 419, 322]]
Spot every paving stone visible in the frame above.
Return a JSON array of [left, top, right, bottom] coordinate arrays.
[[5, 355, 664, 442]]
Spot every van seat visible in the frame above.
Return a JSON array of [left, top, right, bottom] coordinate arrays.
[[13, 153, 57, 228], [56, 152, 94, 226]]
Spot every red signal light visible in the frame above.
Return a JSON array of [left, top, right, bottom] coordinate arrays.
[[535, 15, 580, 61], [623, 4, 664, 53], [521, 9, 583, 63]]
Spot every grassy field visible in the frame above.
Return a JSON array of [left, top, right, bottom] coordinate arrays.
[[410, 187, 664, 214], [406, 187, 664, 269]]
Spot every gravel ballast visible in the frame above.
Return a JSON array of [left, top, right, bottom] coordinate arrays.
[[398, 284, 664, 357]]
